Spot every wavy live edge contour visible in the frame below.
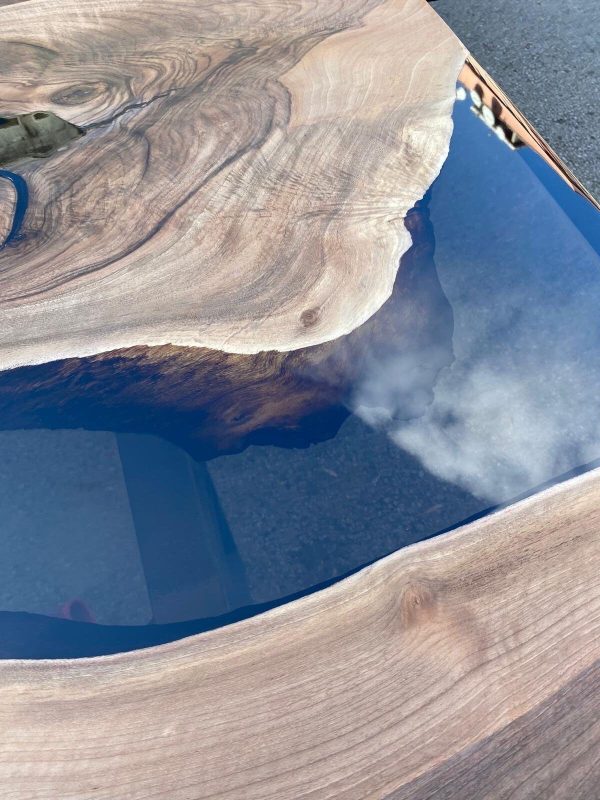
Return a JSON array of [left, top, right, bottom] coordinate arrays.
[[0, 202, 452, 458], [1, 467, 599, 798], [0, 0, 465, 370]]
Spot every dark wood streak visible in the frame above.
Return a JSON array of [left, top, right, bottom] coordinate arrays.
[[0, 2, 380, 297], [388, 660, 600, 800], [0, 17, 334, 292]]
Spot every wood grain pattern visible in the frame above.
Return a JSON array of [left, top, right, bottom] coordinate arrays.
[[1, 466, 599, 798], [0, 201, 452, 457], [389, 660, 600, 799], [0, 0, 465, 370], [1, 1, 597, 796]]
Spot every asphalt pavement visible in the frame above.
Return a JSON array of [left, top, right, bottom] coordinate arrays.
[[434, 0, 599, 198]]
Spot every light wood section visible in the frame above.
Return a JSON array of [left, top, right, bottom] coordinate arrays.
[[0, 177, 15, 245], [0, 201, 451, 458], [0, 0, 465, 370], [1, 467, 599, 798]]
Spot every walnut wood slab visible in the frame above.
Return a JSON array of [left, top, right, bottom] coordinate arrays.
[[0, 0, 465, 369], [1, 0, 598, 797], [1, 467, 599, 799], [0, 202, 450, 459]]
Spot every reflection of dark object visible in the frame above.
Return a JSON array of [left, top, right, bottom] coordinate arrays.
[[117, 432, 250, 623], [58, 598, 95, 623], [468, 85, 524, 150], [0, 429, 255, 659], [459, 57, 599, 211], [0, 199, 453, 460], [3, 453, 597, 660], [0, 111, 84, 166]]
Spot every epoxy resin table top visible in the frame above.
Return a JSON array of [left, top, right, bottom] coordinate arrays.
[[0, 0, 598, 659]]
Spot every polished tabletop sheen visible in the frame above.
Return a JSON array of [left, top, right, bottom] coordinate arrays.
[[0, 0, 598, 660], [1, 3, 599, 800]]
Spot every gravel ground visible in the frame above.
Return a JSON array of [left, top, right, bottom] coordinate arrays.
[[434, 0, 599, 199]]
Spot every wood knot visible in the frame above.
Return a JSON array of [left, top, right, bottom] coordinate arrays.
[[398, 580, 437, 628], [300, 307, 320, 328], [51, 83, 106, 106]]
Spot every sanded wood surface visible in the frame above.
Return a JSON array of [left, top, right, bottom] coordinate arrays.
[[0, 0, 598, 797], [1, 467, 599, 798], [0, 202, 451, 458], [0, 0, 465, 370]]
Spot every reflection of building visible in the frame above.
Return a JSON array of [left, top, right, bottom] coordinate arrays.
[[457, 83, 524, 150], [459, 60, 529, 150], [459, 57, 599, 210], [0, 111, 83, 166]]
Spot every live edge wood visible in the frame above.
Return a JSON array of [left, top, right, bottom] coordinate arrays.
[[0, 202, 451, 458], [0, 0, 465, 369], [1, 467, 599, 799]]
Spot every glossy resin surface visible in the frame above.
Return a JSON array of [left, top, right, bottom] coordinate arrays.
[[0, 51, 599, 656]]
